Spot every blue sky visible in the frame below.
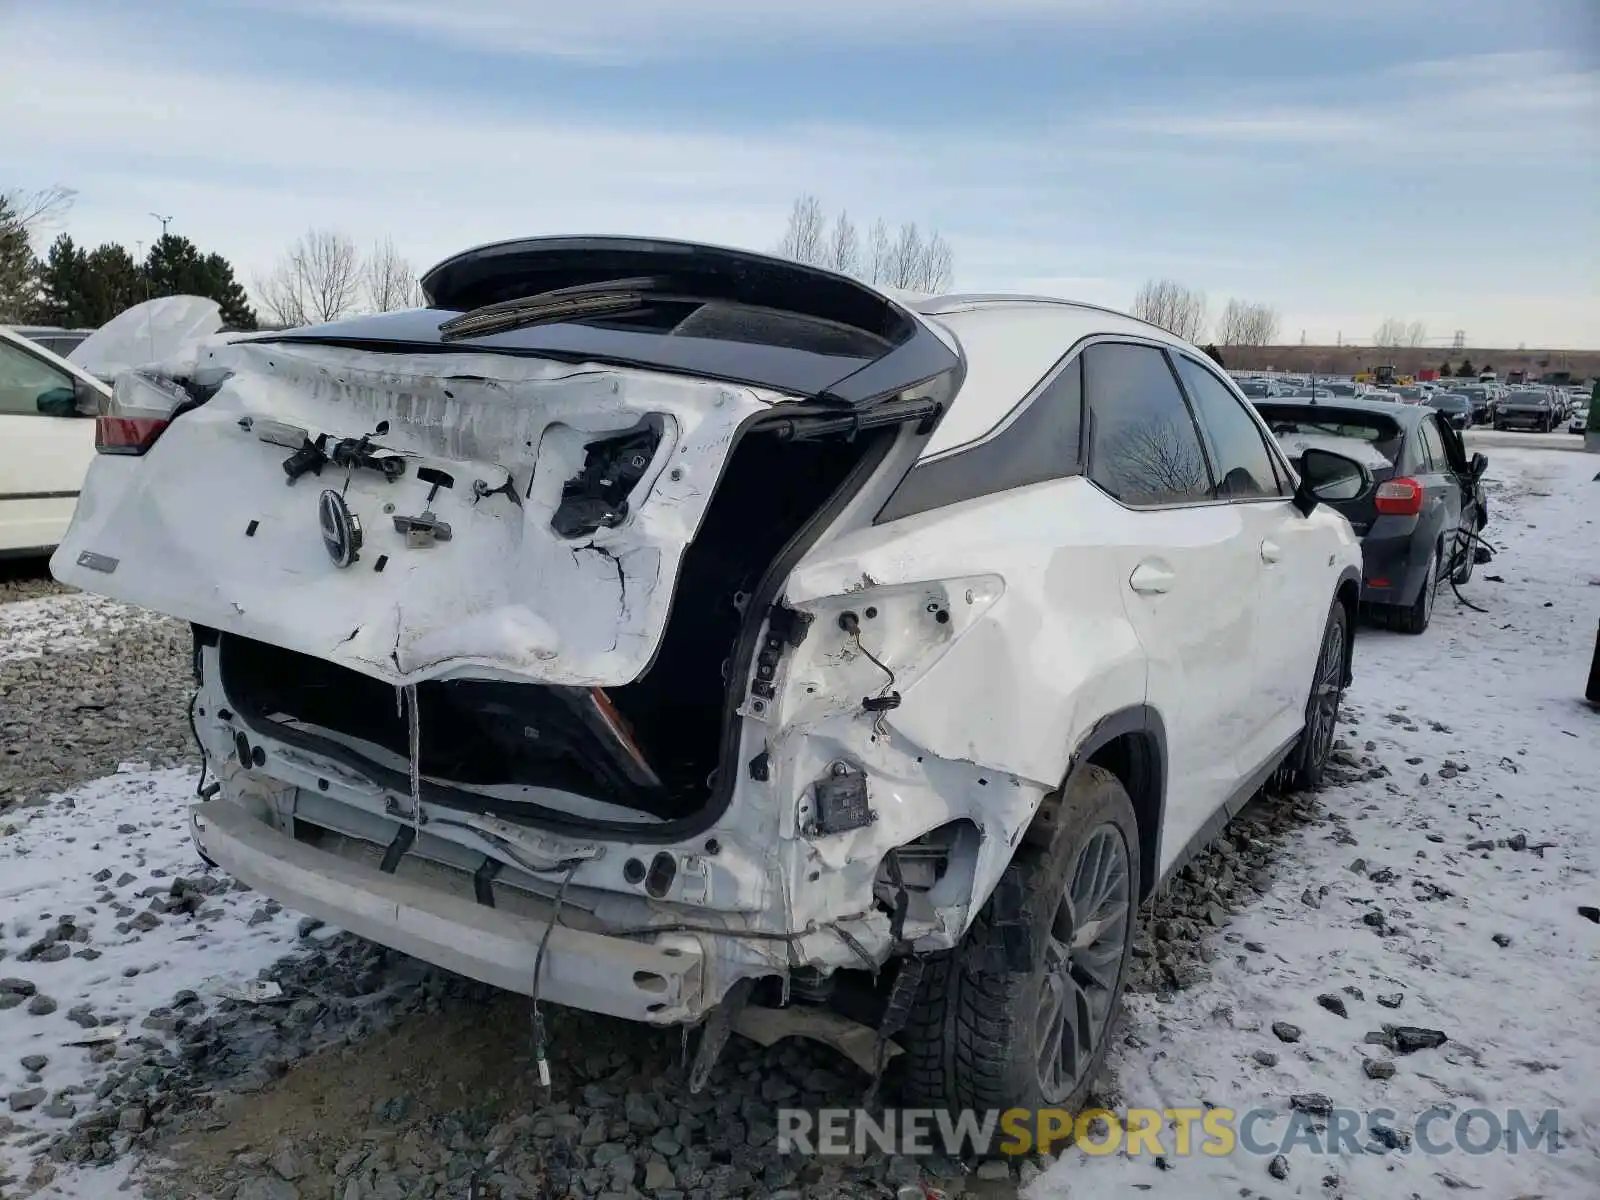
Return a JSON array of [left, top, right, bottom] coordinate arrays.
[[3, 0, 1596, 346]]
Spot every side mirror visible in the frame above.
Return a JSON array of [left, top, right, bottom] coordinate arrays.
[[1293, 448, 1371, 516], [35, 386, 78, 418], [1470, 452, 1488, 478], [73, 376, 103, 416]]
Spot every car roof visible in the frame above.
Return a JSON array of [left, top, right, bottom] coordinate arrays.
[[910, 295, 1196, 458]]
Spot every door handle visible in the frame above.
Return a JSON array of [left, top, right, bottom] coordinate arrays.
[[1260, 539, 1282, 564], [1129, 561, 1175, 595]]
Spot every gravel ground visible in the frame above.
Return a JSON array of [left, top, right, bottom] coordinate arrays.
[[4, 448, 1593, 1200], [0, 567, 194, 812]]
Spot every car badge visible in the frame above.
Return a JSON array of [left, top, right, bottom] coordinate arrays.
[[319, 489, 362, 567]]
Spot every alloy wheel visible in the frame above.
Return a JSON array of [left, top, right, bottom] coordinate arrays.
[[1035, 825, 1132, 1102], [1304, 615, 1345, 773]]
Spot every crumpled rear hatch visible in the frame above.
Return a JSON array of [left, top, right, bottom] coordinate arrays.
[[51, 237, 961, 692]]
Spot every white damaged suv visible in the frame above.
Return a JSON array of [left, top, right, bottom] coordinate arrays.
[[53, 238, 1365, 1112]]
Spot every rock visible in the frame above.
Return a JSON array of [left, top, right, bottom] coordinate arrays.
[[1300, 888, 1321, 910], [625, 1091, 661, 1131], [1252, 1050, 1279, 1067], [1508, 833, 1528, 852], [1272, 1021, 1303, 1043], [644, 1159, 676, 1190], [235, 1178, 301, 1200], [1364, 1059, 1396, 1080], [0, 977, 37, 996], [1492, 933, 1512, 948], [130, 911, 161, 932], [26, 993, 57, 1016], [1290, 1093, 1334, 1116], [9, 1088, 47, 1112], [975, 1159, 1013, 1181], [116, 872, 137, 887], [66, 1004, 98, 1028], [297, 917, 325, 939], [272, 1147, 306, 1180], [1268, 1154, 1289, 1180], [1376, 993, 1404, 1009], [1244, 941, 1266, 954], [248, 906, 273, 927], [117, 1105, 147, 1133], [34, 943, 71, 963], [1391, 1026, 1448, 1054], [0, 993, 20, 1011], [93, 868, 113, 883], [1342, 985, 1365, 1001], [1369, 1124, 1410, 1152], [42, 1096, 76, 1119], [1316, 993, 1348, 1019], [20, 1054, 48, 1071], [1466, 839, 1494, 852], [1367, 866, 1396, 884]]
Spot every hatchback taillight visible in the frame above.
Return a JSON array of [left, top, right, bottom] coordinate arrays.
[[94, 371, 188, 456], [1374, 477, 1423, 516]]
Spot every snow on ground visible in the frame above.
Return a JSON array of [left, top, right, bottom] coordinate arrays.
[[1, 448, 1596, 1199], [0, 594, 164, 666], [1038, 446, 1600, 1199], [0, 768, 309, 1194]]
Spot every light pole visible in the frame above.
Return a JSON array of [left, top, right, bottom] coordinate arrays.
[[150, 213, 173, 240]]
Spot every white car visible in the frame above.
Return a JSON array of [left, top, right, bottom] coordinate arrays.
[[1, 296, 226, 557], [53, 237, 1366, 1111], [0, 326, 109, 557]]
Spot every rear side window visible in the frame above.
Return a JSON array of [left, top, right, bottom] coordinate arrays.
[[1084, 344, 1211, 507], [1419, 418, 1446, 469], [1173, 356, 1285, 500], [876, 354, 1083, 523]]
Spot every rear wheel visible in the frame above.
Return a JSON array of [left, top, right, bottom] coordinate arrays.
[[1283, 599, 1348, 790], [1389, 548, 1438, 635], [899, 765, 1139, 1114], [1451, 517, 1478, 585]]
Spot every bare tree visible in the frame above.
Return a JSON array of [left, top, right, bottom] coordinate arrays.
[[1373, 317, 1408, 348], [821, 210, 859, 276], [256, 229, 362, 328], [364, 236, 418, 313], [777, 196, 954, 292], [1131, 278, 1209, 343], [776, 195, 827, 266], [1105, 416, 1210, 503], [0, 185, 75, 322], [1405, 320, 1428, 348], [1217, 297, 1281, 346]]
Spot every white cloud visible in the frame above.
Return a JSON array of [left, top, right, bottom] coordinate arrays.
[[1, 18, 1595, 347], [227, 0, 1405, 62]]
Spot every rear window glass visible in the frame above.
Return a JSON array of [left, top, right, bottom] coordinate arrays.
[[1253, 405, 1405, 465]]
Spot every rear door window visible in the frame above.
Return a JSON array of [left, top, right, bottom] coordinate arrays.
[[1419, 418, 1446, 472], [1173, 356, 1286, 500], [1084, 343, 1212, 506], [0, 340, 72, 416]]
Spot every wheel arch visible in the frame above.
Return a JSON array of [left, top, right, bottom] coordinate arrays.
[[1030, 704, 1167, 901]]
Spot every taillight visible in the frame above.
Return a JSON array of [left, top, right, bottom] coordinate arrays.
[[1374, 477, 1423, 516], [94, 370, 188, 456]]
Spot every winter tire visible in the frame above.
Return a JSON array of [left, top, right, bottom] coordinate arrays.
[[1283, 598, 1348, 790], [898, 764, 1140, 1115], [1390, 548, 1438, 635], [1451, 518, 1477, 586]]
